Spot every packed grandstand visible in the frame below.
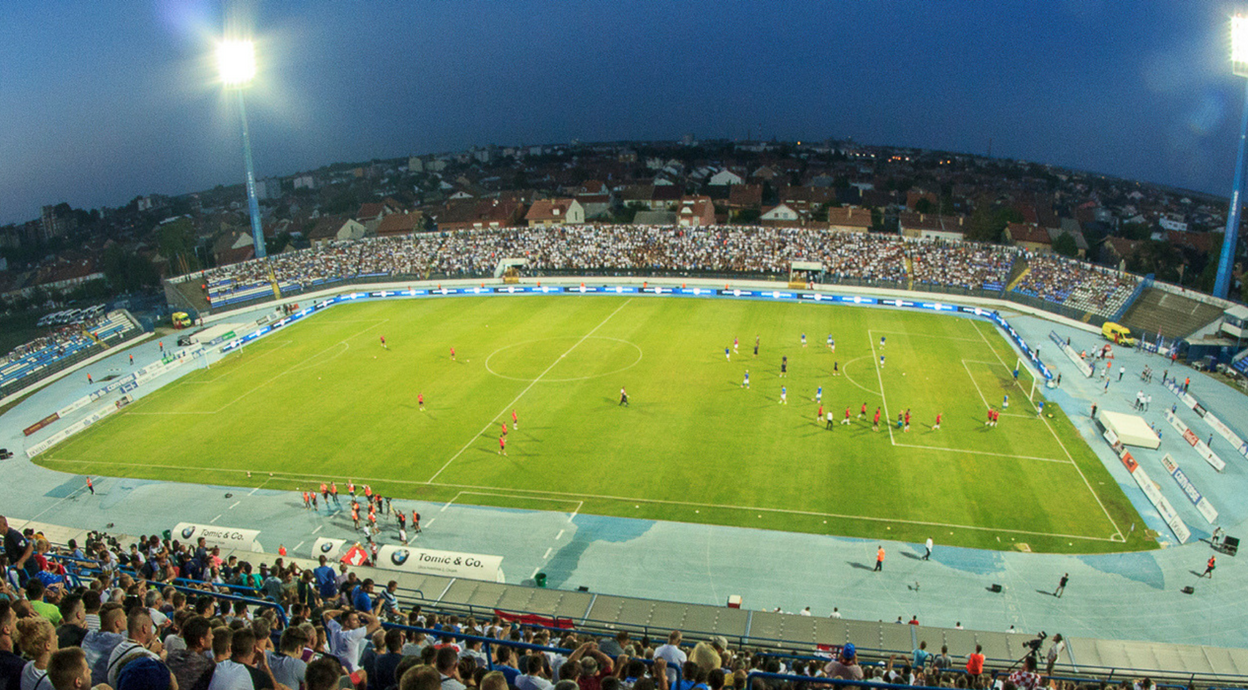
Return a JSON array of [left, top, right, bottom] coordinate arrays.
[[0, 520, 1198, 690], [186, 227, 1137, 320]]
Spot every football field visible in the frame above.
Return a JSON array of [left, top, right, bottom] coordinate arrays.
[[40, 295, 1151, 553]]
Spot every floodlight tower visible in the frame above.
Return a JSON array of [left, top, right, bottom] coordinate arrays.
[[218, 39, 267, 259], [1216, 16, 1248, 298]]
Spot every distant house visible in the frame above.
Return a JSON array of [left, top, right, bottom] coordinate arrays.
[[676, 196, 716, 227], [375, 211, 426, 238], [356, 200, 399, 233], [1048, 219, 1089, 258], [1004, 222, 1053, 252], [649, 185, 683, 210], [759, 203, 804, 227], [899, 213, 966, 241], [709, 169, 744, 186], [437, 199, 526, 231], [524, 198, 585, 227], [827, 207, 874, 234], [308, 216, 367, 248], [727, 184, 763, 211], [1101, 236, 1141, 268], [212, 230, 256, 265]]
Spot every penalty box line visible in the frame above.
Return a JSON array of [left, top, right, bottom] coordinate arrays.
[[971, 320, 1125, 542], [38, 458, 1119, 543], [426, 298, 633, 484]]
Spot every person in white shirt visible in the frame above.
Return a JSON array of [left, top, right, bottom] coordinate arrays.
[[105, 609, 162, 688], [322, 608, 380, 674], [653, 631, 686, 685], [799, 607, 811, 616], [924, 537, 933, 560], [830, 608, 842, 619]]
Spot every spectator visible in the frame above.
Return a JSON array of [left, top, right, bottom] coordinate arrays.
[[493, 644, 522, 687], [323, 607, 380, 677], [1008, 655, 1042, 690], [46, 646, 95, 690], [0, 600, 25, 690], [966, 644, 985, 678], [55, 594, 87, 649], [167, 614, 215, 690], [82, 604, 126, 687], [26, 579, 64, 625], [822, 643, 863, 681], [653, 632, 685, 685], [206, 627, 281, 690], [568, 641, 614, 690], [105, 608, 162, 688], [371, 628, 404, 690], [81, 592, 102, 633], [116, 656, 176, 690], [400, 664, 443, 690], [516, 653, 552, 690], [16, 616, 57, 690]]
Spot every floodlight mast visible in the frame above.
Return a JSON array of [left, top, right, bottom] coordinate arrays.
[[218, 39, 268, 260], [1216, 17, 1248, 298]]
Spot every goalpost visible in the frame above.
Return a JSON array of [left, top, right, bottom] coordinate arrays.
[[1014, 356, 1042, 403]]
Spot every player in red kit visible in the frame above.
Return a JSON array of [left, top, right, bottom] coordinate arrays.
[[843, 406, 852, 425], [859, 402, 867, 419], [933, 412, 942, 430], [380, 335, 387, 350], [512, 409, 518, 430], [418, 393, 425, 411], [904, 409, 911, 432], [872, 408, 881, 431], [501, 422, 508, 437], [450, 347, 456, 361], [816, 404, 823, 424], [498, 435, 507, 455]]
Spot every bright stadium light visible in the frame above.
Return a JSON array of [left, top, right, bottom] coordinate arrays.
[[1216, 15, 1248, 298], [218, 36, 267, 259], [217, 40, 256, 87]]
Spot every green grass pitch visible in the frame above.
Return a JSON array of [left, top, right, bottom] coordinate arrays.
[[41, 295, 1151, 553]]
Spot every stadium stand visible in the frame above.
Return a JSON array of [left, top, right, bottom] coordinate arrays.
[[8, 517, 1248, 690], [1121, 287, 1227, 341], [174, 226, 1162, 325], [1010, 255, 1138, 319], [0, 310, 141, 396]]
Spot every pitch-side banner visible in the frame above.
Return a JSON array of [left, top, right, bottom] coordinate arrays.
[[375, 545, 504, 582], [1115, 447, 1189, 544], [1049, 331, 1093, 377], [1165, 410, 1226, 472], [26, 404, 119, 458], [174, 523, 263, 553], [311, 538, 347, 561], [1160, 454, 1219, 524]]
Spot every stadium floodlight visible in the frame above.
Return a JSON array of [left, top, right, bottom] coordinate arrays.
[[1216, 16, 1248, 298], [217, 40, 256, 88], [217, 38, 267, 259]]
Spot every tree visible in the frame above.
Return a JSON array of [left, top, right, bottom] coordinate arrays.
[[157, 218, 200, 274], [1052, 231, 1079, 258], [914, 198, 934, 215]]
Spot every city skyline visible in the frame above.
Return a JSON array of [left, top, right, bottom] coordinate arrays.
[[2, 1, 1245, 225]]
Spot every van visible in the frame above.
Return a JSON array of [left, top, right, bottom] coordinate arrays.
[[1102, 322, 1136, 346]]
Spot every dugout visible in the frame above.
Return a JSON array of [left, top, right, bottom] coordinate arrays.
[[1096, 410, 1160, 450], [788, 261, 823, 288]]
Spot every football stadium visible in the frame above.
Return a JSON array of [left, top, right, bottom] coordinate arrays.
[[7, 6, 1248, 690], [5, 224, 1248, 690]]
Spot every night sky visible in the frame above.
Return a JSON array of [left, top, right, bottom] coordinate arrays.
[[2, 1, 1246, 225]]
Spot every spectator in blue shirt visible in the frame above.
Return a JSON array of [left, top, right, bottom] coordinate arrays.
[[351, 579, 376, 615]]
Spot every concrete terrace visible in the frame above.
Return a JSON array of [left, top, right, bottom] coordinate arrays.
[[2, 281, 1247, 650]]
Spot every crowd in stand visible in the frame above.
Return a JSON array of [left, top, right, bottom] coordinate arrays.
[[196, 227, 1141, 319], [1012, 255, 1137, 312], [0, 516, 1164, 690]]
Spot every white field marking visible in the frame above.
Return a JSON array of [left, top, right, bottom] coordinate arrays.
[[960, 360, 1033, 418], [17, 482, 92, 527], [569, 502, 581, 522], [867, 329, 984, 342], [543, 547, 553, 559], [839, 356, 882, 396], [312, 525, 323, 534], [866, 331, 895, 444], [530, 567, 541, 579], [485, 336, 643, 383], [210, 514, 223, 524], [41, 458, 1117, 542], [972, 320, 1125, 541], [128, 320, 387, 416], [228, 501, 241, 510], [889, 441, 1068, 464], [175, 340, 293, 383], [293, 541, 305, 551], [427, 299, 634, 483], [555, 529, 565, 540]]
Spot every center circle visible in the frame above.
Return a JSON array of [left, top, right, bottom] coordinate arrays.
[[485, 336, 643, 382]]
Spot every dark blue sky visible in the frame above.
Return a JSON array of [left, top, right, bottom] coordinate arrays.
[[2, 1, 1245, 225]]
